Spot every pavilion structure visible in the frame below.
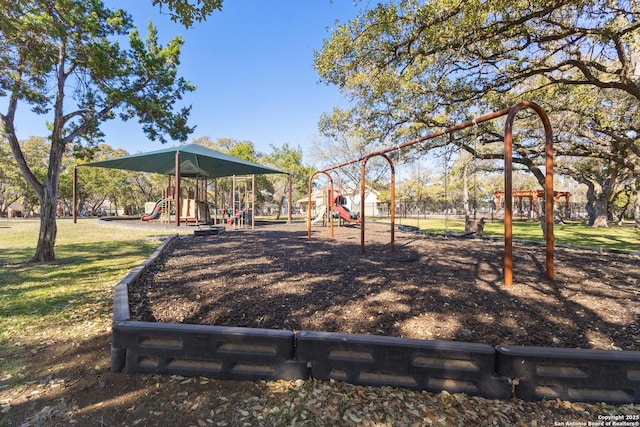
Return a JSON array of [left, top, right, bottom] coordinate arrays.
[[493, 190, 571, 219], [73, 143, 289, 227]]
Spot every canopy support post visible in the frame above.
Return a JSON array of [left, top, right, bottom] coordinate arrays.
[[252, 174, 256, 229], [288, 174, 293, 224], [72, 166, 77, 223], [175, 151, 180, 226]]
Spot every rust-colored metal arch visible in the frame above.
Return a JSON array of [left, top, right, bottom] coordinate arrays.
[[307, 170, 335, 238], [503, 100, 554, 286], [360, 152, 395, 253]]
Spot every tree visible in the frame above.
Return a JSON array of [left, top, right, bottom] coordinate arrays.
[[0, 1, 195, 262], [0, 137, 22, 216], [547, 85, 640, 226], [395, 158, 433, 218], [262, 143, 315, 218], [317, 0, 640, 122], [315, 0, 640, 226], [152, 0, 223, 28], [59, 144, 139, 216], [1, 136, 50, 217]]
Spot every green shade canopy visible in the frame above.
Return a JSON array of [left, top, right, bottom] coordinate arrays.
[[80, 143, 284, 178]]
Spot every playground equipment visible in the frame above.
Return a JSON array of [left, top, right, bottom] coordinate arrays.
[[141, 199, 165, 221], [308, 100, 555, 287], [139, 174, 261, 228], [493, 190, 571, 220], [211, 175, 255, 229], [330, 190, 361, 224], [73, 143, 292, 228], [141, 183, 209, 225], [308, 188, 362, 227], [310, 204, 327, 225]]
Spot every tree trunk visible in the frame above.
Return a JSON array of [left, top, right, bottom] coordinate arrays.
[[31, 140, 65, 262], [632, 178, 640, 229], [583, 171, 616, 228], [275, 196, 285, 220], [617, 190, 631, 226], [33, 189, 58, 262], [592, 192, 609, 228], [275, 181, 288, 220], [585, 182, 596, 226], [462, 162, 470, 218]]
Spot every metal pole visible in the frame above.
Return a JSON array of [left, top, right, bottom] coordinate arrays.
[[307, 175, 312, 238], [72, 166, 77, 223], [175, 151, 180, 226], [288, 174, 293, 224], [503, 118, 514, 287], [214, 179, 218, 225], [232, 175, 236, 229], [360, 153, 395, 253], [252, 174, 256, 229], [360, 162, 366, 253], [503, 100, 555, 284], [320, 107, 512, 175], [307, 171, 334, 238]]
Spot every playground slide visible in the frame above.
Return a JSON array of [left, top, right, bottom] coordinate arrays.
[[141, 199, 163, 221], [334, 204, 361, 223], [311, 204, 326, 224]]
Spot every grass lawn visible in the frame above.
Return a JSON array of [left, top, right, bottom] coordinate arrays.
[[385, 217, 640, 252], [0, 218, 184, 385]]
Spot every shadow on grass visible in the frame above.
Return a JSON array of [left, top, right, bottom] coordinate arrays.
[[0, 240, 159, 322]]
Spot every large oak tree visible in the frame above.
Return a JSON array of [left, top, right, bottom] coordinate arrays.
[[0, 0, 195, 262], [315, 0, 640, 226]]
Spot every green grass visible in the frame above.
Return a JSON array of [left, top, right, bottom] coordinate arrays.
[[0, 218, 185, 383], [383, 217, 640, 251]]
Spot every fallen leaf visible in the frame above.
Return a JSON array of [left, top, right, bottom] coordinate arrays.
[[347, 412, 362, 423]]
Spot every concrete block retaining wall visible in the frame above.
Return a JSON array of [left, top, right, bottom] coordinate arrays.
[[111, 235, 640, 404]]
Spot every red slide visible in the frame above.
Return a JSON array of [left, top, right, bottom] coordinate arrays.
[[141, 199, 163, 221], [334, 204, 361, 223]]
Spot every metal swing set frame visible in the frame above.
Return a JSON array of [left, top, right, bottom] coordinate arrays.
[[307, 100, 555, 287]]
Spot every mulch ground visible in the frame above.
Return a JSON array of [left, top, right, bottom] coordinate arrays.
[[130, 221, 640, 352]]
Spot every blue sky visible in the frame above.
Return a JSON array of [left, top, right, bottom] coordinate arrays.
[[5, 1, 367, 158]]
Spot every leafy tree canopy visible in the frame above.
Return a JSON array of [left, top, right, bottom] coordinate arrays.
[[0, 0, 196, 261], [315, 0, 640, 139], [315, 0, 640, 227], [152, 0, 223, 28]]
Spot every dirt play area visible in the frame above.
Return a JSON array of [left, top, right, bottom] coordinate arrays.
[[130, 221, 640, 352]]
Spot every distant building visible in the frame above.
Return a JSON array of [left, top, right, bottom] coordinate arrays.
[[7, 202, 22, 218], [297, 187, 381, 217]]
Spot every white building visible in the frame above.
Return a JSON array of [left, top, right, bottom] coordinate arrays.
[[298, 187, 381, 217]]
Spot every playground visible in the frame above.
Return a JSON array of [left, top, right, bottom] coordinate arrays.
[[3, 219, 639, 426], [130, 221, 640, 352]]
